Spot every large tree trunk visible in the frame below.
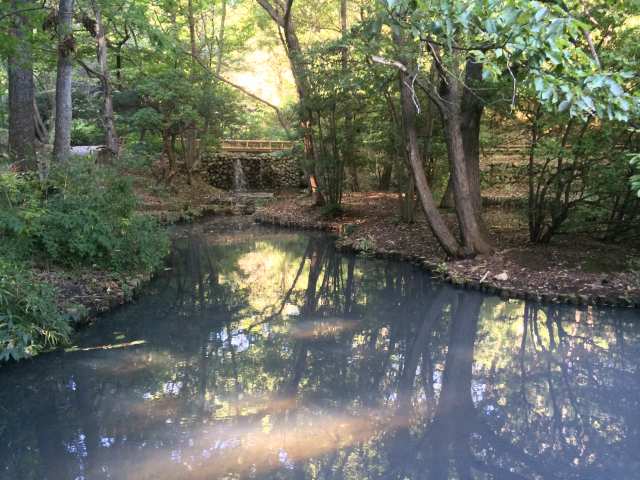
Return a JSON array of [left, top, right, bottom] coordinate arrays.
[[399, 70, 463, 257], [7, 0, 36, 170], [442, 107, 493, 255], [460, 60, 490, 236], [53, 0, 74, 162], [92, 0, 119, 159], [439, 61, 493, 256]]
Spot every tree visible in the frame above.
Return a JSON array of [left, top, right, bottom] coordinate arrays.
[[256, 0, 324, 205], [53, 0, 74, 162], [373, 0, 638, 256], [7, 0, 36, 170], [91, 0, 119, 159]]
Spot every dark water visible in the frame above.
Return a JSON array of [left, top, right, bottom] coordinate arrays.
[[2, 221, 640, 480]]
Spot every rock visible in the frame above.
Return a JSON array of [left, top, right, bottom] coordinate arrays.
[[494, 271, 509, 282]]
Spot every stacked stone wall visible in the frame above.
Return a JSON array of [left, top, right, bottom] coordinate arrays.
[[200, 151, 304, 191]]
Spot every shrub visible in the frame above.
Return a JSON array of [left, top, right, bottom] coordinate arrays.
[[0, 159, 169, 273], [0, 257, 71, 361]]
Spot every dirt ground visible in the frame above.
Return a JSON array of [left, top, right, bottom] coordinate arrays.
[[256, 192, 640, 307]]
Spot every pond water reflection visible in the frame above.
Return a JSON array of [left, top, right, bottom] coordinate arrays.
[[1, 221, 640, 479]]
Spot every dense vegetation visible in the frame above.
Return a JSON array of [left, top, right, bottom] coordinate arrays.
[[1, 0, 639, 360], [0, 159, 168, 360]]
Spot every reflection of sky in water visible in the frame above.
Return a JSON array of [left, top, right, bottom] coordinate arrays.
[[219, 330, 250, 352], [1, 226, 640, 479]]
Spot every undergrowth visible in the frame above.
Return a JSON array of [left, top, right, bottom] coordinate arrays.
[[0, 159, 169, 361]]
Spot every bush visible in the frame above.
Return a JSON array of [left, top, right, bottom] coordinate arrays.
[[0, 159, 169, 273], [0, 258, 71, 361], [71, 119, 103, 146]]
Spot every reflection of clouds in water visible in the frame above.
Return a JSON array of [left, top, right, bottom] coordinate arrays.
[[100, 436, 115, 448], [219, 330, 251, 352], [163, 381, 183, 396], [471, 380, 486, 403], [66, 376, 77, 391], [65, 433, 88, 457]]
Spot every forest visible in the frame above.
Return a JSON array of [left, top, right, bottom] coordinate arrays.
[[1, 0, 639, 362]]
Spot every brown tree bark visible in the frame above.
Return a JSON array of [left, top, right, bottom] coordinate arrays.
[[399, 69, 463, 257], [215, 0, 226, 76], [340, 0, 359, 192], [53, 0, 74, 162], [439, 59, 493, 255], [91, 0, 119, 159], [8, 0, 36, 170], [256, 0, 324, 205]]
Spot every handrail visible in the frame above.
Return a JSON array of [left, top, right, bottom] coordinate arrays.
[[221, 139, 294, 152]]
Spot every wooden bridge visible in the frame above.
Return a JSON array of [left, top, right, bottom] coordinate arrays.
[[221, 139, 293, 153]]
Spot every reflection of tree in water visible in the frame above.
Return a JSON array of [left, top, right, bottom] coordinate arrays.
[[0, 229, 639, 479]]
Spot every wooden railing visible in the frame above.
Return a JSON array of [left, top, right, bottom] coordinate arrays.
[[221, 139, 293, 153]]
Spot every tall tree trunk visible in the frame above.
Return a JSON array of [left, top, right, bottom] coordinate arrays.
[[92, 0, 119, 159], [392, 31, 463, 256], [440, 177, 455, 208], [442, 108, 493, 255], [33, 97, 48, 143], [399, 70, 463, 257], [184, 0, 199, 184], [340, 0, 358, 192], [439, 62, 488, 228], [440, 62, 493, 255], [256, 0, 324, 205], [7, 0, 36, 170], [378, 160, 393, 191], [215, 0, 226, 75], [460, 60, 489, 236], [53, 0, 74, 162]]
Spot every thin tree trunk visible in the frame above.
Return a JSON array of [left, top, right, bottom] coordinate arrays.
[[33, 97, 48, 143], [256, 0, 324, 205], [215, 0, 226, 75], [378, 161, 393, 191], [53, 0, 74, 162], [340, 0, 358, 192], [47, 87, 56, 144], [92, 0, 119, 159], [440, 177, 455, 208], [8, 0, 36, 170], [184, 0, 199, 184]]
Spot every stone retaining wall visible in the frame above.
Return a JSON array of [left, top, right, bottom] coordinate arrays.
[[200, 151, 304, 191]]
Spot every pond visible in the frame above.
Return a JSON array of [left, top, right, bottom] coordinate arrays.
[[1, 220, 640, 480]]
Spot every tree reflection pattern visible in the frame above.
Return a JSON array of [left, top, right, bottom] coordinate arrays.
[[0, 227, 639, 479]]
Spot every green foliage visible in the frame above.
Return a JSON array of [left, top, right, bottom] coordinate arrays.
[[0, 257, 71, 362], [0, 160, 169, 273], [631, 153, 640, 197], [71, 119, 103, 146]]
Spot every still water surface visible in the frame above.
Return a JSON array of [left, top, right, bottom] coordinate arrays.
[[1, 221, 640, 479]]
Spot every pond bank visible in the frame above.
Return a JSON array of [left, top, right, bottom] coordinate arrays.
[[35, 173, 248, 327], [256, 192, 640, 308]]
